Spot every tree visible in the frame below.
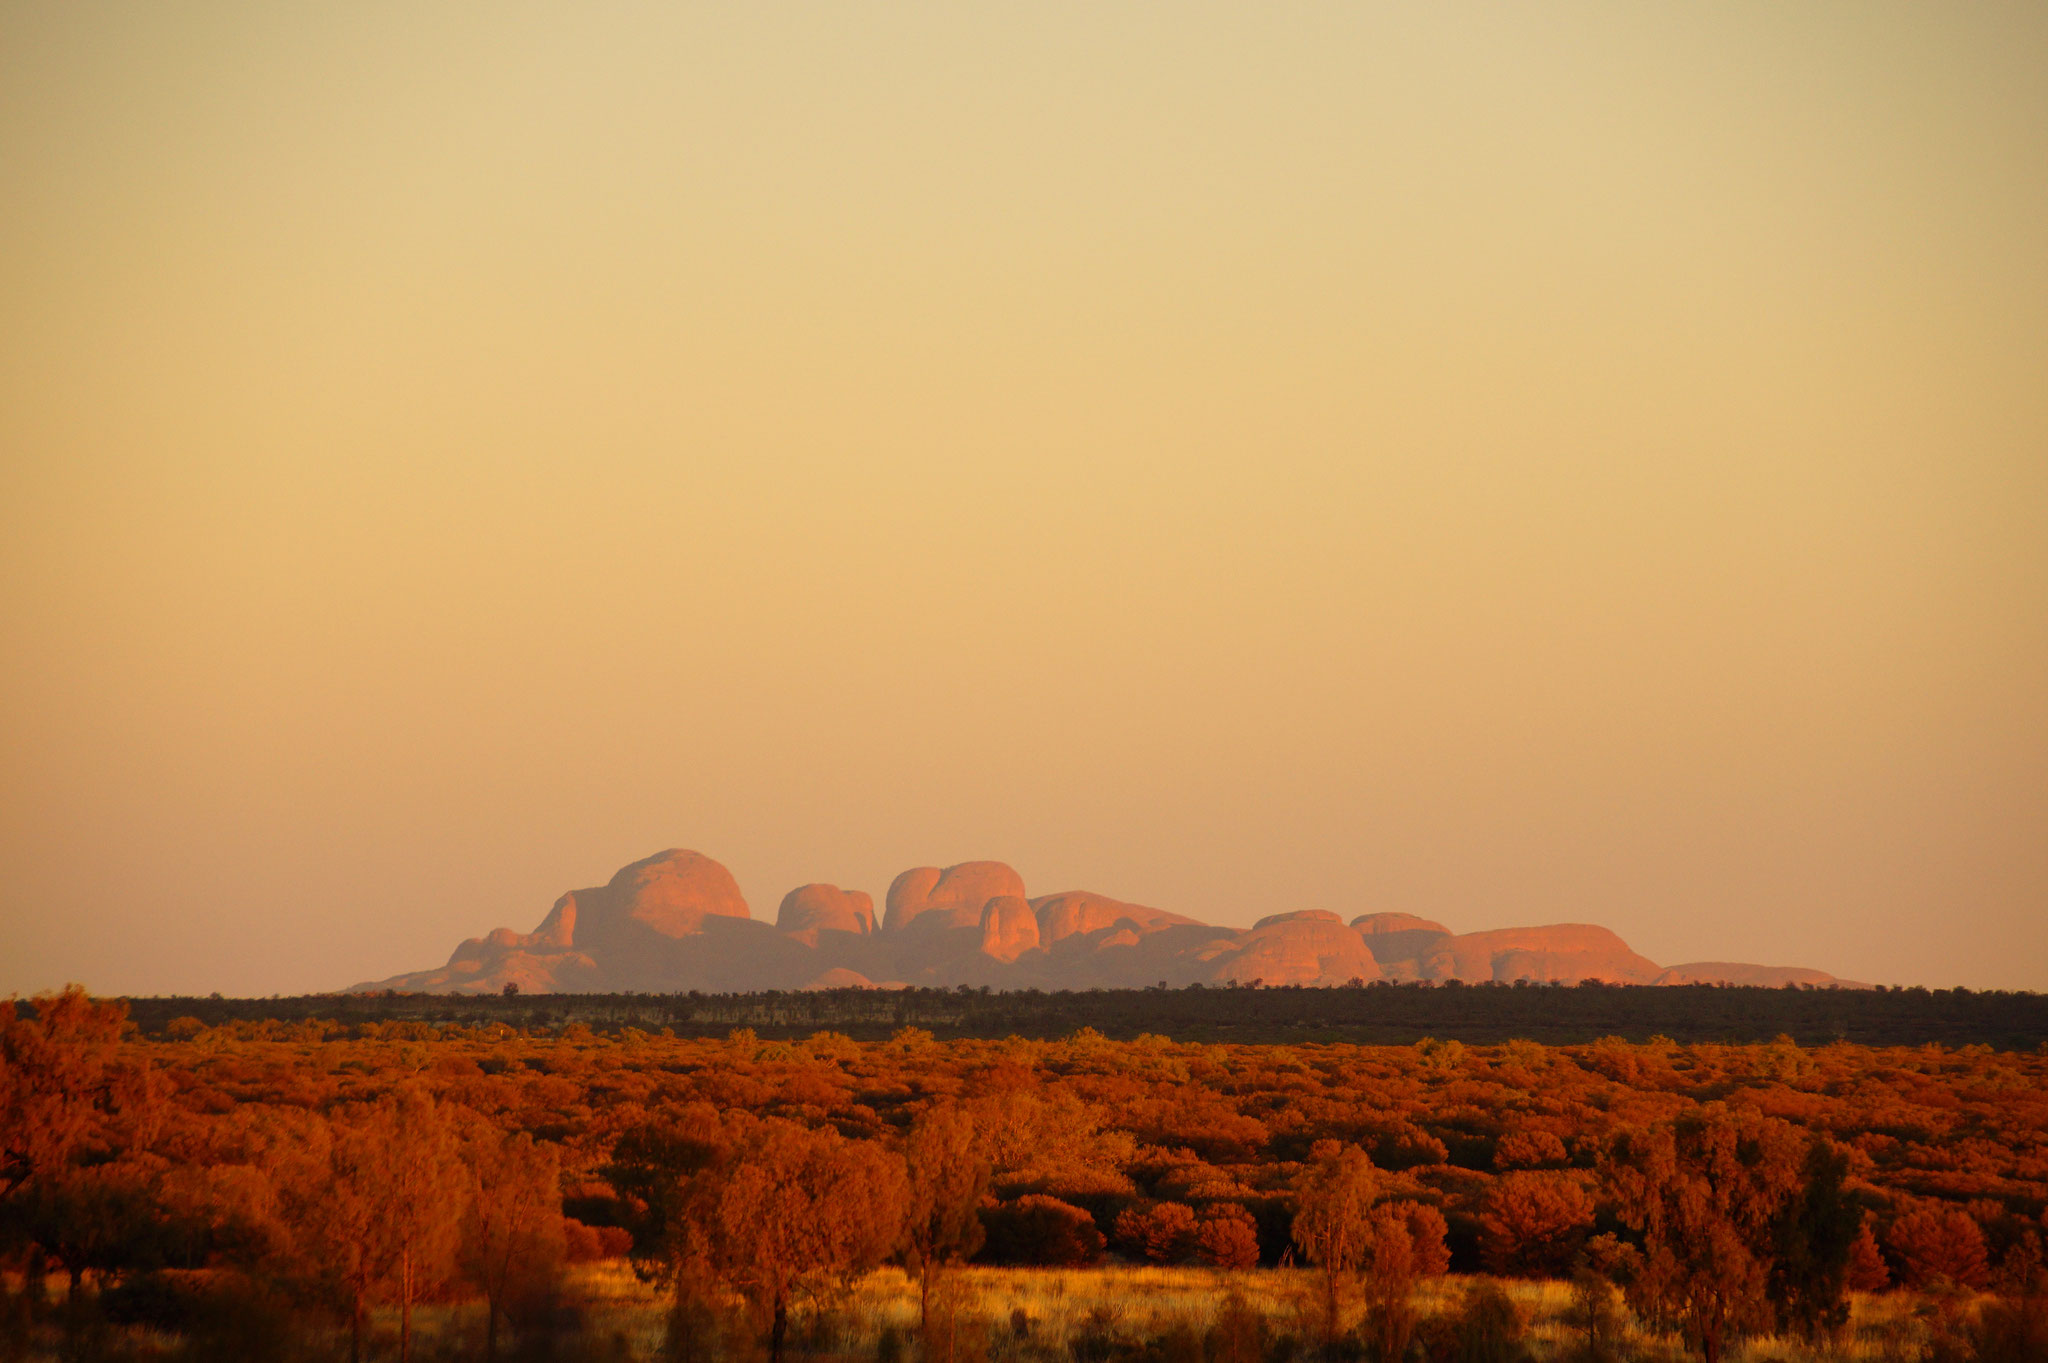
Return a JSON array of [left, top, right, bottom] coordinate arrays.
[[1194, 1203, 1261, 1270], [1291, 1144, 1382, 1342], [710, 1119, 906, 1363], [1478, 1172, 1595, 1277], [302, 1091, 468, 1363], [981, 1195, 1106, 1267], [1294, 1137, 1441, 1342], [1562, 1267, 1628, 1363], [1767, 1139, 1862, 1342], [1360, 1206, 1420, 1362], [1846, 1220, 1890, 1293], [0, 988, 167, 1351], [1494, 1129, 1569, 1170], [0, 987, 127, 1201], [460, 1129, 566, 1362], [900, 1105, 989, 1333], [372, 1089, 467, 1363], [1601, 1109, 1806, 1363], [12, 1160, 169, 1309], [602, 1103, 729, 1285], [1887, 1206, 1991, 1291], [1113, 1202, 1197, 1264]]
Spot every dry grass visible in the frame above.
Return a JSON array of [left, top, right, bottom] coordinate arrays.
[[536, 1264, 1984, 1363], [1, 1263, 1996, 1362]]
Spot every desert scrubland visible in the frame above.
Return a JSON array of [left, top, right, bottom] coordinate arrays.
[[4, 988, 2046, 1363]]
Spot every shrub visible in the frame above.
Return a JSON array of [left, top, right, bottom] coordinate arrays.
[[1971, 1285, 2048, 1363], [1444, 1279, 1528, 1363], [1560, 1268, 1629, 1363], [1114, 1202, 1198, 1265], [1195, 1204, 1263, 1271], [1206, 1293, 1269, 1363], [981, 1196, 1106, 1267]]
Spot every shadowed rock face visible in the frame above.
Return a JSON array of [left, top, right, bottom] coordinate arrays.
[[1351, 913, 1455, 974], [351, 849, 1859, 995], [802, 967, 876, 990], [365, 848, 755, 994], [776, 884, 875, 945], [1655, 962, 1861, 988]]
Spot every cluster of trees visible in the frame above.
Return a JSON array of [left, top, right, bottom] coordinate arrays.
[[1, 990, 581, 1361], [5, 986, 2048, 1361]]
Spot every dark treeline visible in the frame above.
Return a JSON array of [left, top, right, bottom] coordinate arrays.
[[120, 980, 2048, 1049]]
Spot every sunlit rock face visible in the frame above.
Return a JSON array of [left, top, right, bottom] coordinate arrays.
[[776, 884, 876, 945], [883, 861, 1028, 933], [1192, 911, 1386, 987], [567, 849, 752, 953], [351, 848, 1859, 995], [1032, 891, 1200, 948], [1419, 925, 1664, 984], [357, 848, 757, 994], [979, 895, 1041, 962]]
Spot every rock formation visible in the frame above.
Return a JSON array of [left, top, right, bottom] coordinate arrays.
[[1033, 891, 1200, 947], [1654, 962, 1863, 988], [776, 884, 875, 945], [884, 862, 1028, 933], [979, 895, 1040, 962], [1192, 911, 1384, 986], [350, 849, 1862, 995]]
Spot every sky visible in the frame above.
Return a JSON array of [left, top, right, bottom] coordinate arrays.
[[2, 3, 2044, 996]]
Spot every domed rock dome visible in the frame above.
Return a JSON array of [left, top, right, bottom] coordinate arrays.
[[884, 861, 1027, 933], [776, 883, 876, 944]]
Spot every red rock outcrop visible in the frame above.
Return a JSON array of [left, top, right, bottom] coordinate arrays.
[[1193, 911, 1384, 986], [884, 861, 1028, 933], [1417, 925, 1663, 985], [354, 849, 751, 994], [980, 895, 1041, 962], [1352, 912, 1451, 936], [801, 967, 876, 990], [1032, 891, 1200, 947], [566, 849, 751, 954], [351, 848, 1858, 994], [1654, 962, 1858, 988], [1351, 913, 1455, 977], [776, 884, 876, 944]]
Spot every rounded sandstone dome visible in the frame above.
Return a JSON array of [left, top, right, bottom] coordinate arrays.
[[1031, 891, 1198, 946], [1252, 909, 1344, 930], [1351, 912, 1452, 936], [802, 968, 876, 990], [777, 884, 876, 943], [884, 861, 1027, 932], [1200, 914, 1381, 986], [979, 894, 1041, 961], [573, 849, 750, 952]]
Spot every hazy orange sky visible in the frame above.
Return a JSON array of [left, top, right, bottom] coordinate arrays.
[[3, 4, 2044, 995]]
